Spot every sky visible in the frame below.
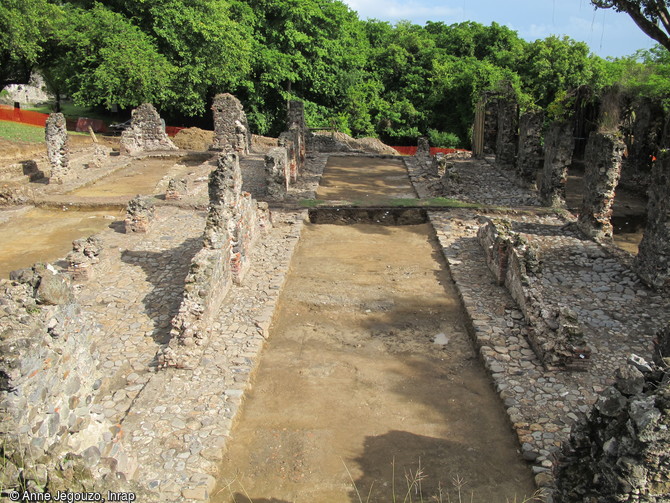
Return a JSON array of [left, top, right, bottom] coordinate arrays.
[[341, 0, 658, 59]]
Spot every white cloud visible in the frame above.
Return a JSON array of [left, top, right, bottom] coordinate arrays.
[[342, 0, 462, 23]]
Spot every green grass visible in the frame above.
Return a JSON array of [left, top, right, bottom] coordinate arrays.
[[26, 102, 114, 122], [0, 120, 45, 143], [299, 197, 482, 209]]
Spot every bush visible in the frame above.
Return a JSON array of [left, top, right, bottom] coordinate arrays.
[[428, 129, 461, 148]]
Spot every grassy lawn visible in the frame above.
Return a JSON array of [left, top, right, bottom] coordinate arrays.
[[0, 120, 45, 143], [26, 102, 116, 122]]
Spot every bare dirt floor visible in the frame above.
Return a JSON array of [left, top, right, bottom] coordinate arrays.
[[213, 222, 537, 503], [315, 157, 417, 204]]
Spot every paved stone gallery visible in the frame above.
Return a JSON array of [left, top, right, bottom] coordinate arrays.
[[0, 96, 669, 503]]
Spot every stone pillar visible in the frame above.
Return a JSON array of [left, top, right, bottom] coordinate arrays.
[[279, 131, 299, 183], [287, 100, 306, 172], [415, 136, 430, 158], [635, 137, 670, 291], [516, 110, 544, 189], [165, 178, 188, 200], [577, 132, 626, 240], [66, 236, 102, 281], [124, 195, 155, 233], [540, 121, 575, 207], [210, 93, 251, 154], [265, 147, 289, 200], [430, 153, 448, 178], [203, 154, 240, 250], [484, 98, 499, 154], [120, 103, 177, 155], [495, 98, 518, 170], [45, 112, 69, 183]]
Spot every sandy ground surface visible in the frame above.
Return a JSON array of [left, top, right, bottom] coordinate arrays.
[[213, 223, 537, 503], [315, 156, 417, 204], [213, 154, 536, 503]]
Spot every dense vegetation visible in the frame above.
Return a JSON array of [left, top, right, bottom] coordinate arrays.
[[1, 0, 667, 146]]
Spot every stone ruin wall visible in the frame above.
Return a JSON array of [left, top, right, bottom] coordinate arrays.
[[539, 121, 575, 207], [120, 103, 177, 156], [478, 218, 592, 370], [495, 97, 518, 170], [159, 153, 270, 369], [210, 93, 251, 154], [577, 131, 626, 240], [45, 113, 69, 184], [265, 147, 289, 200], [484, 97, 499, 154], [636, 134, 670, 292], [555, 325, 670, 503], [124, 195, 155, 234], [0, 261, 138, 494], [516, 110, 544, 189]]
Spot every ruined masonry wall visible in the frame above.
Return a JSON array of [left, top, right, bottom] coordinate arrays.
[[636, 141, 670, 291], [45, 113, 69, 183], [478, 219, 591, 370], [265, 147, 289, 199], [577, 131, 625, 240], [0, 272, 137, 490], [540, 121, 575, 207], [495, 98, 518, 170], [516, 111, 544, 189], [159, 154, 269, 369], [120, 103, 177, 155], [556, 328, 670, 503], [211, 93, 251, 154]]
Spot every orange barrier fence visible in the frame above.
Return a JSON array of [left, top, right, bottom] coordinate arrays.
[[76, 117, 108, 133], [391, 146, 470, 156], [0, 105, 48, 127]]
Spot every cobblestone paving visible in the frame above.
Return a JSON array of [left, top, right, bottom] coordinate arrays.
[[406, 155, 670, 498], [68, 153, 329, 501]]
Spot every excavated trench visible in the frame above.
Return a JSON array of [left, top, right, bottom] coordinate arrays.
[[213, 156, 536, 502], [0, 153, 207, 278]]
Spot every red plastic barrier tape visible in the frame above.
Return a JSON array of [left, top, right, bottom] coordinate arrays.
[[165, 126, 185, 137], [0, 105, 48, 127]]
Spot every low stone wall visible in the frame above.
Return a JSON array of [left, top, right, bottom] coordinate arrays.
[[555, 327, 670, 502], [0, 265, 137, 493], [159, 154, 269, 369], [265, 147, 289, 200], [120, 103, 177, 155], [478, 218, 591, 370]]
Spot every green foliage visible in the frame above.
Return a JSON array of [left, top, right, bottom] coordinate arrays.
[[427, 129, 460, 148], [0, 0, 661, 145]]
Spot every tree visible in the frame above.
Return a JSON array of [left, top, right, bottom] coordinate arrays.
[[591, 0, 670, 51], [0, 0, 58, 88]]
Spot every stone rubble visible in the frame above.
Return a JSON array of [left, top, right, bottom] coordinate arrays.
[[120, 103, 178, 156]]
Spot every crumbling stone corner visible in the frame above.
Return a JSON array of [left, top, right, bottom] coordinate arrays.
[[540, 121, 575, 207], [46, 112, 69, 183], [165, 178, 188, 201], [67, 236, 103, 281], [577, 131, 626, 240], [415, 136, 430, 158], [119, 103, 177, 155], [636, 140, 670, 291]]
